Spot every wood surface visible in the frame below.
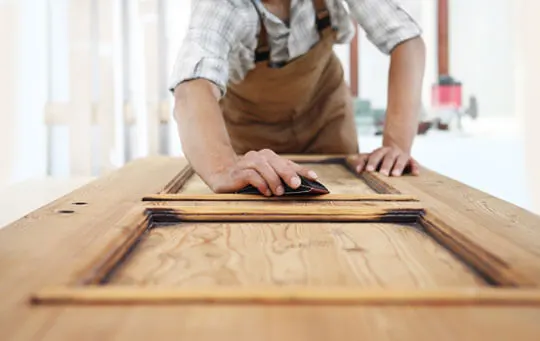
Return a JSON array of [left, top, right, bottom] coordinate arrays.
[[146, 200, 422, 208], [178, 163, 377, 195], [32, 287, 540, 306], [22, 306, 540, 341], [380, 168, 540, 286], [159, 163, 194, 194], [0, 157, 187, 340], [146, 202, 424, 222], [1, 156, 540, 340], [143, 193, 416, 202], [75, 208, 149, 286], [106, 221, 482, 288]]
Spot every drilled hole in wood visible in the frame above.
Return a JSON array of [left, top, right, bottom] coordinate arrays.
[[72, 202, 88, 206], [57, 210, 75, 214]]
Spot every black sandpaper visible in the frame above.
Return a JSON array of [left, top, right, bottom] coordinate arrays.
[[237, 175, 330, 196]]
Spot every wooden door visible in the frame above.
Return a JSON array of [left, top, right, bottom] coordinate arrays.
[[1, 155, 540, 340], [28, 155, 540, 304]]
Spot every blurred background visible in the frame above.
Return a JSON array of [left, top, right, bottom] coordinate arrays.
[[0, 0, 539, 225]]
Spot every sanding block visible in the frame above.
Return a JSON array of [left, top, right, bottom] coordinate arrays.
[[237, 175, 330, 196]]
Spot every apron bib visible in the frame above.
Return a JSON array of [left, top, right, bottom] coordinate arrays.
[[220, 0, 359, 155]]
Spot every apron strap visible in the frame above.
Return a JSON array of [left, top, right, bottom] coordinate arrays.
[[313, 0, 331, 32], [254, 0, 331, 64]]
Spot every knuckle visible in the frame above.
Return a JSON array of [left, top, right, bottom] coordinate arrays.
[[243, 161, 256, 169], [230, 168, 241, 178], [260, 148, 274, 156], [252, 159, 265, 168], [246, 171, 263, 185], [285, 159, 297, 167], [297, 166, 309, 174], [245, 150, 257, 158]]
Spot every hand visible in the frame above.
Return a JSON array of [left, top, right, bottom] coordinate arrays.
[[347, 146, 420, 177], [207, 149, 319, 196]]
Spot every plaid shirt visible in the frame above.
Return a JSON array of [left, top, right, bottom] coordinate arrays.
[[169, 0, 422, 96]]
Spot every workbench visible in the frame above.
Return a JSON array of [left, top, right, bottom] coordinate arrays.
[[1, 155, 539, 340]]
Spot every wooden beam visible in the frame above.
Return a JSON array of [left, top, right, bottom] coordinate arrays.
[[349, 24, 359, 97], [437, 0, 449, 76], [146, 203, 424, 222], [31, 287, 540, 306], [142, 193, 418, 202]]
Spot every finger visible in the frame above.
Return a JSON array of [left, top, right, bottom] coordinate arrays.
[[235, 169, 271, 196], [410, 159, 421, 176], [346, 154, 369, 173], [241, 156, 283, 196], [268, 157, 304, 189], [379, 152, 399, 176], [353, 154, 369, 173], [365, 148, 388, 172], [391, 154, 410, 176], [259, 150, 305, 189], [290, 161, 319, 181]]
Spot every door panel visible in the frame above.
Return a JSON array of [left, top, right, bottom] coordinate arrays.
[[108, 221, 484, 288], [178, 163, 377, 195], [27, 156, 540, 307]]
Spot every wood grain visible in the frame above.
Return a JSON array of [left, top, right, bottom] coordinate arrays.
[[145, 200, 419, 208], [177, 172, 214, 194], [75, 208, 149, 285], [379, 169, 540, 285], [32, 287, 540, 306], [147, 203, 424, 222], [0, 157, 187, 340], [107, 222, 482, 288], [143, 193, 417, 202], [30, 306, 540, 341], [3, 156, 540, 340], [176, 163, 377, 195], [358, 171, 401, 194], [307, 163, 376, 194], [160, 164, 194, 194]]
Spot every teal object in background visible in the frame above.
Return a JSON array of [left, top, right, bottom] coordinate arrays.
[[353, 98, 372, 117], [353, 98, 386, 135]]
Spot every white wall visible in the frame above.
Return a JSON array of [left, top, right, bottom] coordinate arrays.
[[0, 0, 18, 187], [165, 0, 191, 156], [0, 0, 49, 186], [449, 0, 515, 117], [513, 0, 540, 214], [356, 0, 516, 119], [14, 0, 49, 182], [357, 0, 436, 109]]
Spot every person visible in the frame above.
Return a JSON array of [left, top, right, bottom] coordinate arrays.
[[170, 0, 425, 196]]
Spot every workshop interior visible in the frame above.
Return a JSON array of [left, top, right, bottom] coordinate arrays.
[[0, 0, 539, 225], [2, 1, 540, 339]]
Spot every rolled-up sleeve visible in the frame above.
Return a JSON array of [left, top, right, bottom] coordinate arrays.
[[346, 0, 422, 54], [168, 0, 242, 96]]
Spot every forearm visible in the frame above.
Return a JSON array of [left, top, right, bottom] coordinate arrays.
[[384, 36, 426, 153], [173, 79, 238, 185]]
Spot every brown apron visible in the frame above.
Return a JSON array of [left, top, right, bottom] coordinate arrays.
[[219, 0, 359, 155]]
